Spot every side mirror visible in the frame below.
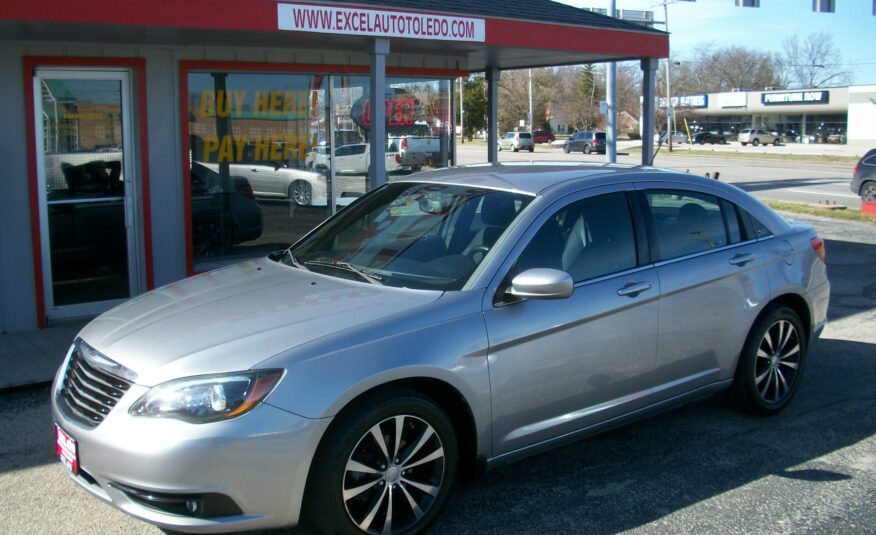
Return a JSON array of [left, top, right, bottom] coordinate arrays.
[[508, 268, 573, 300]]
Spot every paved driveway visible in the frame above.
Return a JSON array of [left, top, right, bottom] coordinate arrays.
[[1, 213, 874, 535]]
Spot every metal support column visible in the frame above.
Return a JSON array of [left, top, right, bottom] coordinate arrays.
[[641, 58, 658, 166], [606, 0, 617, 163], [487, 67, 500, 163], [368, 38, 389, 190]]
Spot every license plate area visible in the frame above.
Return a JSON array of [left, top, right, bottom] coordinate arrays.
[[55, 424, 78, 474]]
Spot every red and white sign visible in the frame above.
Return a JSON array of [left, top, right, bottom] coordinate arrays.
[[55, 424, 78, 474], [278, 3, 485, 42]]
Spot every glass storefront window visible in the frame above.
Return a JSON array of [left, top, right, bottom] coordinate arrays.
[[187, 71, 453, 269], [187, 72, 330, 266], [331, 76, 452, 196]]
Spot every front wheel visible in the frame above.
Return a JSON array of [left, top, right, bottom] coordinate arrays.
[[741, 142, 748, 146], [730, 305, 807, 415], [563, 144, 571, 154], [752, 139, 760, 147], [773, 138, 780, 146], [306, 390, 458, 535]]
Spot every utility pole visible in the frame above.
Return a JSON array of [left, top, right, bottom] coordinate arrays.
[[459, 77, 465, 144], [663, 1, 673, 152], [528, 68, 533, 131]]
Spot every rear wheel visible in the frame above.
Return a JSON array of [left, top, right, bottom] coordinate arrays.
[[730, 305, 807, 415], [584, 144, 592, 154], [290, 180, 312, 206], [752, 139, 760, 147], [513, 145, 519, 152], [306, 390, 458, 535], [860, 181, 876, 202], [741, 142, 748, 146], [528, 146, 534, 153], [773, 138, 780, 146]]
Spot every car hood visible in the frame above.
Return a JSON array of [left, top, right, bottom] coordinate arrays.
[[77, 257, 440, 386]]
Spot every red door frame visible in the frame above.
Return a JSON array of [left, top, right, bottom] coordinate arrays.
[[23, 56, 154, 328]]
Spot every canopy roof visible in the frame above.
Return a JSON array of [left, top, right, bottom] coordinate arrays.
[[1, 0, 668, 71]]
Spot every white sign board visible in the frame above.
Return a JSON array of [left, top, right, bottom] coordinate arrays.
[[278, 3, 486, 42], [717, 92, 747, 108], [599, 100, 608, 115]]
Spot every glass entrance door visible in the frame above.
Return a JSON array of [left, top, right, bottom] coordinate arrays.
[[34, 70, 141, 320]]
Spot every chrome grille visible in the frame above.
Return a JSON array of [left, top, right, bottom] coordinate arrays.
[[60, 346, 132, 427]]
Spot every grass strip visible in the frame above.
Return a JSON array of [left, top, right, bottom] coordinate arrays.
[[764, 200, 875, 224]]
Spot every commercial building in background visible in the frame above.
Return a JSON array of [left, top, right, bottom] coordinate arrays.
[[662, 85, 876, 145], [0, 1, 667, 333]]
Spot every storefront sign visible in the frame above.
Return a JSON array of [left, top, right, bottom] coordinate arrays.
[[277, 3, 486, 42], [717, 92, 747, 108], [350, 94, 421, 130], [658, 95, 708, 109], [762, 90, 829, 106]]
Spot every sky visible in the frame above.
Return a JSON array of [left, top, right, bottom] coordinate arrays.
[[557, 0, 876, 86]]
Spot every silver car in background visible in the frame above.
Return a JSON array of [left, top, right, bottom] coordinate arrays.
[[52, 164, 829, 534]]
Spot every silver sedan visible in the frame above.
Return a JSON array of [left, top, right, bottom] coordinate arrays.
[[52, 163, 829, 534]]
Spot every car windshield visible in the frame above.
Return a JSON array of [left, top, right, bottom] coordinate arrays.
[[283, 183, 533, 291]]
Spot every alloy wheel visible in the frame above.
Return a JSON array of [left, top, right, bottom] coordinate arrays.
[[754, 319, 801, 404], [342, 414, 446, 534], [861, 182, 876, 202]]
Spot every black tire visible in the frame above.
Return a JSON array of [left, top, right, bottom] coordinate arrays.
[[741, 142, 747, 147], [563, 144, 571, 154], [861, 181, 876, 202], [306, 389, 458, 535], [584, 144, 592, 154], [290, 180, 312, 206], [773, 138, 780, 146], [528, 146, 534, 153], [699, 139, 706, 145], [752, 139, 760, 147], [730, 305, 807, 415], [512, 146, 519, 152], [497, 144, 502, 152]]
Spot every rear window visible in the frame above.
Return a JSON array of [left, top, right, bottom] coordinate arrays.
[[518, 133, 532, 139], [595, 133, 606, 140]]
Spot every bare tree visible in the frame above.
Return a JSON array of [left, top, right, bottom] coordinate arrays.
[[781, 32, 852, 88], [670, 45, 782, 93]]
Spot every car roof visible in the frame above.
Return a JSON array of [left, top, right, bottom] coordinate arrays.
[[394, 162, 707, 196]]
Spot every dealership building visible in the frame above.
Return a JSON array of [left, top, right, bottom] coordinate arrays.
[[665, 85, 876, 145], [0, 1, 668, 334]]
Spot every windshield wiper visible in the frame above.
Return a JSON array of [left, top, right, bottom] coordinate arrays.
[[285, 249, 308, 270], [303, 258, 384, 285]]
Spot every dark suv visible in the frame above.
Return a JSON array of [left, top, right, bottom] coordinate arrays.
[[563, 131, 606, 154], [851, 148, 876, 202]]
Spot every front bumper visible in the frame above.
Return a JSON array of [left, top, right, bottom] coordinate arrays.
[[51, 359, 330, 533]]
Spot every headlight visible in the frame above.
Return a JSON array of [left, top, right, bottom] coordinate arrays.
[[130, 370, 284, 423]]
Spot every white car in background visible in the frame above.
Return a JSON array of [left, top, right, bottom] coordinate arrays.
[[311, 143, 401, 175], [199, 162, 326, 207]]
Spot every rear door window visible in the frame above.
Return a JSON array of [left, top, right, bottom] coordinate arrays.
[[644, 190, 742, 261]]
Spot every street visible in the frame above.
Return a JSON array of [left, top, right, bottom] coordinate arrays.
[[455, 142, 861, 210], [1, 206, 874, 534]]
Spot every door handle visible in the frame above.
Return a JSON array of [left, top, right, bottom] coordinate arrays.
[[617, 281, 652, 297], [251, 168, 259, 172], [729, 253, 755, 266]]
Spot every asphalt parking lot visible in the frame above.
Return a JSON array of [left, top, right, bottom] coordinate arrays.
[[1, 210, 874, 535]]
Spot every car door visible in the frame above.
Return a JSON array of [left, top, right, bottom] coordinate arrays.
[[636, 184, 774, 399], [483, 186, 660, 456]]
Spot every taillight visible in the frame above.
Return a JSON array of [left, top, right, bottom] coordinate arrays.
[[853, 159, 860, 176], [810, 236, 826, 263], [395, 154, 401, 164], [401, 137, 408, 150]]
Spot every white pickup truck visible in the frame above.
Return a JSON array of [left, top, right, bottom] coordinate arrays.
[[311, 143, 400, 175], [387, 125, 441, 170]]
